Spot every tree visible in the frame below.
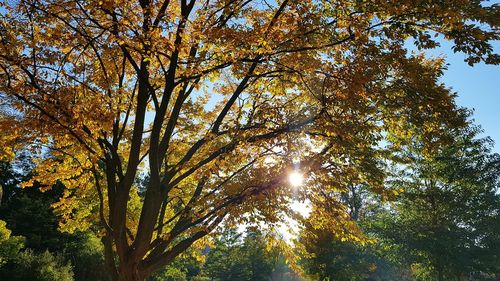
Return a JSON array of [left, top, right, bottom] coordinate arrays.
[[204, 228, 278, 281], [204, 229, 251, 281], [148, 243, 206, 281], [0, 159, 109, 280], [0, 220, 75, 281], [63, 232, 109, 281], [0, 220, 25, 267], [0, 182, 73, 252], [295, 185, 406, 281], [0, 0, 498, 280], [297, 225, 390, 281], [373, 125, 500, 281], [0, 249, 74, 281]]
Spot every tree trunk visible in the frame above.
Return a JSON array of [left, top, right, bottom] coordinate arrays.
[[102, 235, 118, 281], [437, 266, 444, 281], [117, 262, 144, 281], [101, 237, 146, 281]]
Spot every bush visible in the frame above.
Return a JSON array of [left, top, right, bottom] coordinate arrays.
[[0, 219, 24, 266], [191, 276, 210, 281], [0, 249, 74, 281]]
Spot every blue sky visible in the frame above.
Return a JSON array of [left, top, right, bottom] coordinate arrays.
[[428, 40, 500, 153]]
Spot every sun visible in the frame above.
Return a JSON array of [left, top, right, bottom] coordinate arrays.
[[288, 171, 304, 187]]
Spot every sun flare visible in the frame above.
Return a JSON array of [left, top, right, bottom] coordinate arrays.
[[288, 171, 304, 187]]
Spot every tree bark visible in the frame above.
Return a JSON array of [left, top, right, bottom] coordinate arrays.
[[437, 266, 444, 281], [117, 262, 144, 281]]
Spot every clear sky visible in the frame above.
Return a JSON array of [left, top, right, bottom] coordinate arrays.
[[426, 40, 500, 153]]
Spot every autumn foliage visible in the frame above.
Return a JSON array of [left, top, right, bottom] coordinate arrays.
[[0, 0, 498, 280]]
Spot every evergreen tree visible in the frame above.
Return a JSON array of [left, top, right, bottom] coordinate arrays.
[[204, 228, 279, 281], [296, 185, 405, 281]]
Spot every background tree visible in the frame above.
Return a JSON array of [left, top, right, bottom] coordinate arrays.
[[371, 125, 500, 281], [296, 125, 500, 281], [0, 219, 25, 267], [0, 182, 72, 252], [0, 248, 74, 281], [296, 185, 406, 281], [0, 0, 498, 280], [204, 228, 278, 281], [0, 159, 109, 280], [148, 244, 206, 281], [63, 233, 109, 281]]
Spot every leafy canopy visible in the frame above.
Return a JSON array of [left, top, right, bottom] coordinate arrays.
[[373, 126, 500, 280], [0, 0, 498, 279]]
